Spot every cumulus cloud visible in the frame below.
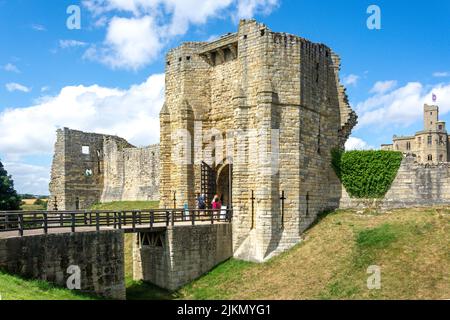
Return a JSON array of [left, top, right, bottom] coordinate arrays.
[[355, 81, 450, 129], [343, 74, 360, 86], [0, 74, 165, 160], [3, 63, 20, 73], [82, 0, 280, 70], [369, 80, 397, 95], [5, 82, 31, 93], [2, 162, 50, 195], [345, 137, 375, 151], [84, 16, 163, 70], [59, 40, 88, 49]]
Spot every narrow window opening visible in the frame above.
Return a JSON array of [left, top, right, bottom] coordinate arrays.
[[82, 146, 90, 155], [306, 193, 310, 216]]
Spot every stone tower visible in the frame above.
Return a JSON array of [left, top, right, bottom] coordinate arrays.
[[381, 104, 449, 164], [159, 20, 357, 262]]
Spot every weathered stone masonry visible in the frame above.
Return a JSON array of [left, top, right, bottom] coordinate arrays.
[[48, 128, 160, 211], [0, 230, 126, 299], [133, 224, 233, 290], [340, 155, 450, 210], [160, 20, 357, 262]]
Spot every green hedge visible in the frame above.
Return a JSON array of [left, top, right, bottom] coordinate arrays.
[[332, 150, 403, 199]]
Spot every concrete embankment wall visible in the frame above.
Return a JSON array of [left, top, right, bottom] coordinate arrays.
[[0, 230, 126, 299]]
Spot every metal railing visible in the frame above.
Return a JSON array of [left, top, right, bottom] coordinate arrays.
[[0, 208, 233, 237]]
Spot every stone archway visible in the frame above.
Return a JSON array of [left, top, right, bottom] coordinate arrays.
[[215, 163, 232, 208]]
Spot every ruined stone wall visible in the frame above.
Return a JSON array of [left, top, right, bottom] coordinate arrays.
[[49, 128, 118, 211], [133, 224, 232, 290], [101, 140, 160, 202], [340, 155, 450, 210], [0, 230, 126, 299], [49, 128, 160, 210], [160, 20, 356, 262]]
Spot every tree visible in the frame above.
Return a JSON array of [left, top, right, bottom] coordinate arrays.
[[0, 161, 22, 210]]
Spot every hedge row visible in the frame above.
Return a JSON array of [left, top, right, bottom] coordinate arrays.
[[332, 150, 403, 199]]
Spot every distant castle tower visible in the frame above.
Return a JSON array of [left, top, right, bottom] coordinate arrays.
[[381, 104, 449, 163]]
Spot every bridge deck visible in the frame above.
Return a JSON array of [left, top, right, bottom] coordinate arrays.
[[0, 208, 232, 239], [0, 220, 229, 239]]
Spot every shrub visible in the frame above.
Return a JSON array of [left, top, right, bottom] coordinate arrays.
[[332, 150, 403, 198], [0, 161, 22, 210], [34, 198, 44, 206]]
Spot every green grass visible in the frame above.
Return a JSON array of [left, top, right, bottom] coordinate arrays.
[[1, 204, 448, 300], [176, 207, 450, 300], [0, 271, 97, 300], [90, 201, 159, 211]]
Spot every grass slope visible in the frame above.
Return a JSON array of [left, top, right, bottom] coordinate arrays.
[[177, 207, 450, 300], [91, 201, 160, 211], [1, 203, 448, 300], [0, 272, 97, 300]]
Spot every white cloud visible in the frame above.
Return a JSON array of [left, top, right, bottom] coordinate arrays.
[[433, 71, 449, 78], [41, 86, 50, 92], [345, 137, 375, 151], [343, 74, 360, 86], [355, 81, 450, 129], [5, 82, 31, 93], [84, 16, 163, 70], [59, 40, 88, 49], [236, 0, 279, 19], [3, 63, 20, 73], [82, 0, 280, 70], [31, 24, 46, 31], [0, 74, 165, 160], [2, 162, 50, 195], [369, 80, 397, 95]]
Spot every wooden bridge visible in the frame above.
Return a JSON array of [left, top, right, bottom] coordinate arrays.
[[0, 208, 233, 238]]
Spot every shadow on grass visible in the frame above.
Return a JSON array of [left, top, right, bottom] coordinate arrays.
[[126, 280, 178, 300]]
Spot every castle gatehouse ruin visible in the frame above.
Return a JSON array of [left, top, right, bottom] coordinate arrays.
[[47, 19, 357, 262], [159, 19, 357, 261], [48, 128, 160, 211]]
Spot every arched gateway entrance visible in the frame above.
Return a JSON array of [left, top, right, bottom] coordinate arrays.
[[200, 161, 233, 209], [216, 163, 232, 208]]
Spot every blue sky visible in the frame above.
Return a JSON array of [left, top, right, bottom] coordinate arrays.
[[0, 0, 450, 195]]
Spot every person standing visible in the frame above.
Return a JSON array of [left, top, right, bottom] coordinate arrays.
[[197, 194, 206, 210], [212, 194, 222, 210]]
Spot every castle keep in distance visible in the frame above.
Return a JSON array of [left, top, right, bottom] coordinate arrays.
[[381, 104, 450, 163]]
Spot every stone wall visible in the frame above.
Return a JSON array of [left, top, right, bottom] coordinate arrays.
[[339, 155, 450, 210], [160, 19, 356, 262], [101, 139, 160, 202], [133, 224, 233, 290], [0, 230, 126, 299], [49, 128, 160, 210]]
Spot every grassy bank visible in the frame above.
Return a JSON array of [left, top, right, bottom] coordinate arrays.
[[1, 204, 448, 300], [0, 271, 97, 300], [177, 207, 449, 300]]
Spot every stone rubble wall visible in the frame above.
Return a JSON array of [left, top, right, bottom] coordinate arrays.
[[339, 155, 450, 210], [101, 139, 160, 202], [0, 230, 126, 299], [49, 128, 160, 210], [133, 224, 233, 290], [161, 19, 355, 262]]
